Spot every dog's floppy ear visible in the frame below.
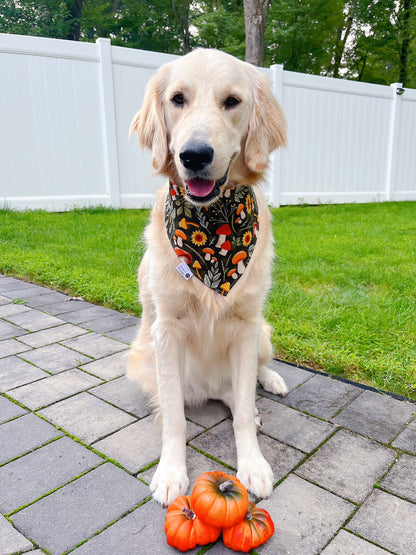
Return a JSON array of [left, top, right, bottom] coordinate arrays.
[[244, 73, 287, 175], [130, 67, 170, 173]]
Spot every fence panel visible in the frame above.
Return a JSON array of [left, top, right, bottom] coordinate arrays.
[[276, 71, 393, 205], [0, 33, 415, 210], [0, 34, 109, 210], [111, 46, 177, 207], [394, 88, 416, 199]]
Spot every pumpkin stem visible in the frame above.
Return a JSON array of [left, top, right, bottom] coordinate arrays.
[[219, 479, 234, 493], [181, 507, 196, 520], [245, 510, 253, 520]]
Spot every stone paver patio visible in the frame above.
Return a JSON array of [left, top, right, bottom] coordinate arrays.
[[0, 274, 415, 555]]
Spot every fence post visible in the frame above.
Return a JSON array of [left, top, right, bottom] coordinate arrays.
[[270, 64, 284, 207], [385, 83, 404, 201], [97, 38, 121, 207]]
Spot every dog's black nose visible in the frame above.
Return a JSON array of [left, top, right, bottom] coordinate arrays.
[[179, 144, 214, 172]]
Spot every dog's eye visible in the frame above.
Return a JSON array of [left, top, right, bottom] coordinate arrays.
[[171, 93, 185, 106], [224, 96, 240, 109]]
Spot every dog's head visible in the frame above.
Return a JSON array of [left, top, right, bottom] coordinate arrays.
[[131, 49, 286, 205]]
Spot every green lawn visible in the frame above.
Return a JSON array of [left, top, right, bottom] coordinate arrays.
[[1, 203, 415, 399]]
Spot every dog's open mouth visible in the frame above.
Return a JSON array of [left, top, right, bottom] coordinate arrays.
[[186, 173, 228, 203]]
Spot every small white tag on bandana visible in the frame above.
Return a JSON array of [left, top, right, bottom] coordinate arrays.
[[176, 262, 193, 280]]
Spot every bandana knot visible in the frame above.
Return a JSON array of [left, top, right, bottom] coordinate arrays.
[[165, 183, 259, 295]]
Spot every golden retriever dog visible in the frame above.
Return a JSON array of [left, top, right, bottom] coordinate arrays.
[[128, 48, 288, 507]]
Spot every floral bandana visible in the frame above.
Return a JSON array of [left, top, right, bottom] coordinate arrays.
[[165, 183, 259, 295]]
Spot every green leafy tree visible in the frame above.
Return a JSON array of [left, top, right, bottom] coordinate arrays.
[[192, 0, 245, 59], [265, 0, 344, 73], [341, 0, 416, 87], [0, 0, 71, 38], [81, 0, 193, 54]]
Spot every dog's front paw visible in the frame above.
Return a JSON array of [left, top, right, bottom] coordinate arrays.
[[237, 457, 274, 500], [259, 368, 288, 397], [150, 464, 189, 507]]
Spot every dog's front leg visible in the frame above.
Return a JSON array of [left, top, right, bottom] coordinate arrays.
[[150, 318, 189, 507], [230, 323, 274, 499]]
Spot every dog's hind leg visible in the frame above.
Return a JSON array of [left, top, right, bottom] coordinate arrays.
[[127, 260, 159, 401], [127, 322, 158, 401], [257, 321, 288, 397]]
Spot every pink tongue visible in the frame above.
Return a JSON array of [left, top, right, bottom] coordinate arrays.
[[187, 178, 215, 197]]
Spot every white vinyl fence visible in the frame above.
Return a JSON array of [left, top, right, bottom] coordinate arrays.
[[1, 33, 416, 210]]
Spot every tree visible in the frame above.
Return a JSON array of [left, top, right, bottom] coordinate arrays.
[[0, 0, 71, 38], [265, 0, 343, 74], [340, 0, 416, 87], [67, 0, 85, 40], [192, 0, 245, 59], [243, 0, 270, 65]]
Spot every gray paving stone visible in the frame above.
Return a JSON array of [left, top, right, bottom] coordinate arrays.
[[185, 400, 231, 428], [0, 338, 31, 358], [0, 514, 33, 555], [79, 351, 127, 380], [90, 376, 151, 418], [0, 395, 27, 423], [93, 415, 203, 473], [0, 356, 48, 392], [12, 463, 149, 555], [257, 360, 313, 398], [190, 418, 305, 482], [39, 392, 136, 444], [0, 295, 10, 305], [5, 309, 65, 332], [321, 529, 389, 554], [0, 303, 31, 318], [44, 299, 96, 316], [18, 323, 88, 348], [392, 416, 416, 453], [71, 499, 200, 555], [296, 429, 396, 503], [59, 305, 118, 325], [258, 433, 306, 483], [138, 445, 231, 488], [204, 542, 230, 554], [0, 281, 39, 293], [189, 419, 236, 468], [332, 390, 415, 444], [104, 324, 141, 344], [0, 413, 62, 464], [0, 436, 102, 513], [0, 276, 21, 285], [348, 489, 416, 554], [62, 333, 128, 359], [80, 313, 140, 334], [25, 290, 70, 308], [257, 474, 353, 554], [18, 343, 93, 374], [9, 369, 102, 410], [380, 453, 416, 503], [1, 285, 52, 300], [280, 374, 362, 419], [256, 396, 336, 452], [0, 319, 28, 340]]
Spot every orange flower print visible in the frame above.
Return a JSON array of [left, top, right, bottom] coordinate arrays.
[[191, 230, 207, 247], [246, 195, 252, 214], [243, 231, 252, 246]]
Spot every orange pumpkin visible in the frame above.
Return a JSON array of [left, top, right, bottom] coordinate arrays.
[[222, 501, 275, 552], [191, 471, 249, 528], [164, 495, 221, 552]]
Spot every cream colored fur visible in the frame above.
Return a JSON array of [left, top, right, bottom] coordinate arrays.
[[128, 49, 288, 506]]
